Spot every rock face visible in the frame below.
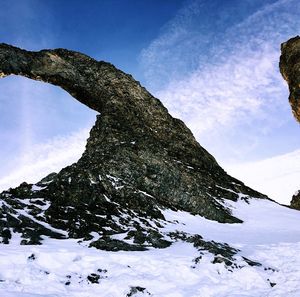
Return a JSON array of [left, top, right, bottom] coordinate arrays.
[[280, 36, 300, 123], [0, 43, 266, 248], [291, 191, 300, 210], [280, 36, 300, 208]]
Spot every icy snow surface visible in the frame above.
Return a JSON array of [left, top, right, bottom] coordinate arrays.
[[1, 198, 300, 296]]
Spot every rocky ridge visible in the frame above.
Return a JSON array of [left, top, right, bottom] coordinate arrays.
[[0, 43, 266, 251]]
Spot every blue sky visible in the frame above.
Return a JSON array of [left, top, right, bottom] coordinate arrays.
[[0, 0, 300, 204]]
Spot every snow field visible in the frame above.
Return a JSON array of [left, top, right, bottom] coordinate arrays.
[[1, 198, 300, 296]]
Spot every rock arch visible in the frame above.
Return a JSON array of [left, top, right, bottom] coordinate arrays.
[[0, 43, 266, 229]]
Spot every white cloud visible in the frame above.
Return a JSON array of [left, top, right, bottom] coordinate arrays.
[[156, 46, 283, 135], [0, 128, 89, 191], [224, 149, 300, 205]]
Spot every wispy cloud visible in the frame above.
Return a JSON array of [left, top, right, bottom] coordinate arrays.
[[140, 0, 300, 163], [0, 128, 90, 191]]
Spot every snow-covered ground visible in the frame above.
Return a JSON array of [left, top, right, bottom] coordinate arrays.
[[1, 198, 300, 297], [225, 149, 300, 205]]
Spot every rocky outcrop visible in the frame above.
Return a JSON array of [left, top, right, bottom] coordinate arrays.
[[0, 43, 266, 248], [291, 191, 300, 210], [280, 37, 300, 209], [280, 36, 300, 123]]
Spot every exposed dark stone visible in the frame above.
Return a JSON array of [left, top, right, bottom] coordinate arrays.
[[169, 231, 238, 262], [87, 273, 101, 284], [97, 268, 108, 274], [267, 279, 276, 287], [169, 231, 238, 266], [168, 231, 265, 270], [89, 237, 147, 251], [242, 257, 262, 267], [27, 253, 36, 261], [126, 286, 151, 296], [0, 228, 11, 244], [291, 191, 300, 210], [0, 43, 267, 249], [125, 229, 172, 249], [64, 275, 71, 286]]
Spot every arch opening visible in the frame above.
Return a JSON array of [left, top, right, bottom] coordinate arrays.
[[0, 75, 96, 191]]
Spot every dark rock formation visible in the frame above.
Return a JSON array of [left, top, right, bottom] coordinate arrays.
[[0, 43, 266, 248], [291, 191, 300, 210], [280, 37, 300, 208], [280, 36, 300, 123], [126, 286, 152, 296]]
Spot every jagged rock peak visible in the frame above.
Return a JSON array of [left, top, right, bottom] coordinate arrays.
[[0, 43, 266, 248]]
